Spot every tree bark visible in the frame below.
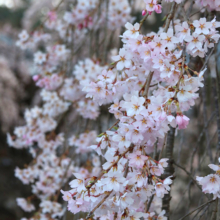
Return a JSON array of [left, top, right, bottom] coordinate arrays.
[[162, 126, 176, 219]]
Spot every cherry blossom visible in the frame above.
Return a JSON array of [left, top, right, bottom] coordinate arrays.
[[34, 51, 47, 65], [176, 114, 190, 129], [197, 158, 220, 199], [112, 48, 132, 71], [16, 198, 35, 212], [8, 0, 220, 219]]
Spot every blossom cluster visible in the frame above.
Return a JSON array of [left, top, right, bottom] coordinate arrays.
[[197, 158, 220, 199], [9, 1, 133, 219], [68, 130, 97, 154], [17, 0, 132, 50], [195, 0, 220, 11], [143, 0, 184, 15], [62, 10, 219, 220], [8, 0, 220, 220]]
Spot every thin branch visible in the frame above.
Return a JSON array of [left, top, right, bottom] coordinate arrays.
[[178, 200, 216, 220], [159, 134, 167, 160], [186, 0, 195, 17], [189, 7, 205, 18], [123, 161, 129, 178], [201, 45, 217, 72], [86, 191, 113, 219], [143, 71, 154, 98], [102, 0, 109, 65], [146, 194, 155, 212], [173, 161, 209, 197], [190, 111, 216, 173], [107, 119, 120, 131], [139, 12, 149, 32], [164, 2, 177, 32]]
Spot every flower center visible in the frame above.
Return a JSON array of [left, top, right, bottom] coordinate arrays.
[[199, 23, 205, 29], [210, 176, 217, 183]]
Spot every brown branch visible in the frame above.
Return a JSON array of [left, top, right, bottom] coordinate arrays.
[[173, 161, 209, 197], [139, 12, 149, 32], [201, 45, 217, 72], [107, 119, 120, 131], [159, 134, 167, 160], [143, 71, 154, 98], [189, 7, 205, 18], [178, 199, 216, 220], [164, 2, 177, 33], [123, 161, 129, 178], [146, 194, 155, 212], [102, 0, 109, 65], [162, 126, 175, 219], [190, 111, 216, 173], [86, 191, 113, 219]]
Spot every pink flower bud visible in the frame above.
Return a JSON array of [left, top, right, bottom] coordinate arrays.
[[155, 5, 162, 14], [78, 23, 84, 30], [33, 75, 40, 81], [142, 10, 147, 16]]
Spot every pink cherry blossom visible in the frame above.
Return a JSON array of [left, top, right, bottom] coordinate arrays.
[[128, 151, 148, 168], [176, 114, 190, 129], [112, 48, 132, 71]]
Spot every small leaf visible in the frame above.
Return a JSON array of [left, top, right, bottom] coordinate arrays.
[[98, 132, 104, 137], [162, 15, 167, 21]]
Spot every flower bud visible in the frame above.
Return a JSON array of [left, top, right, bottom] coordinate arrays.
[[32, 75, 40, 81]]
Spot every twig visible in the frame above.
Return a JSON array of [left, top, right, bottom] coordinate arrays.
[[164, 2, 177, 33], [123, 161, 129, 178], [146, 194, 155, 212], [201, 45, 217, 72], [139, 12, 149, 32], [198, 205, 209, 219], [107, 119, 120, 131], [190, 111, 216, 173], [102, 0, 109, 65], [159, 134, 167, 160], [186, 0, 195, 17], [178, 199, 216, 220], [86, 191, 113, 219], [143, 72, 154, 98], [173, 161, 209, 196], [189, 7, 205, 18], [192, 199, 209, 219]]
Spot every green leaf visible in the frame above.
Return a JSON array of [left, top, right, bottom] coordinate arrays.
[[98, 132, 104, 137], [162, 16, 167, 21]]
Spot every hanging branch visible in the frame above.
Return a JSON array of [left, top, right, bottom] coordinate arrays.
[[178, 199, 216, 220]]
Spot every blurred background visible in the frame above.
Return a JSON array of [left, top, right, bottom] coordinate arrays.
[[0, 1, 34, 219]]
